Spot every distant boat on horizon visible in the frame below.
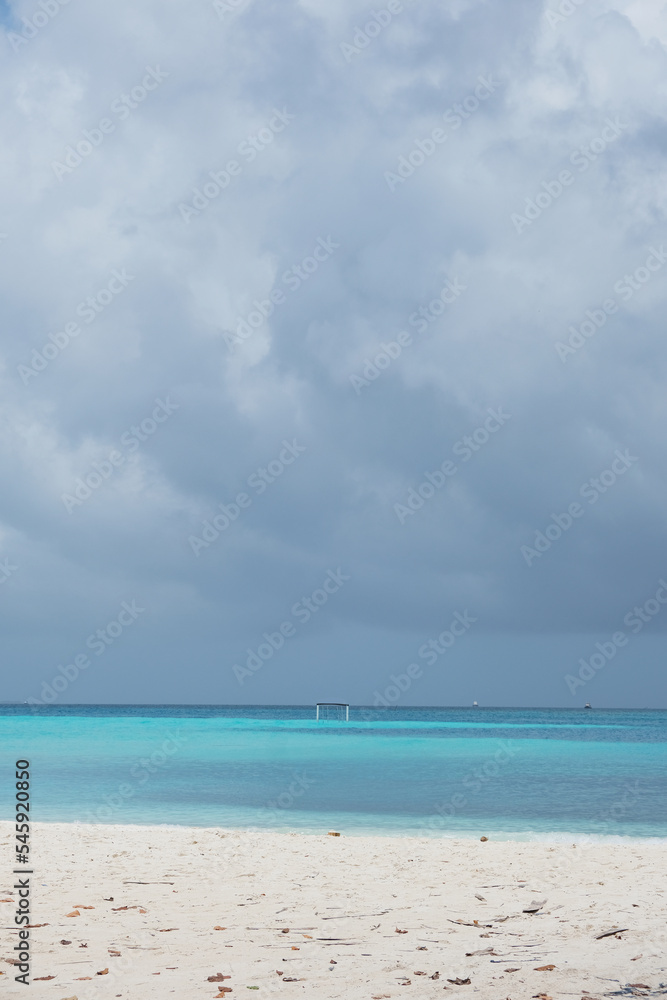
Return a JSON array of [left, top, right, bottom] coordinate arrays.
[[584, 703, 592, 709], [473, 700, 478, 707]]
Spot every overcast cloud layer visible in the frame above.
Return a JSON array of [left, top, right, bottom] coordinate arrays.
[[1, 0, 667, 707]]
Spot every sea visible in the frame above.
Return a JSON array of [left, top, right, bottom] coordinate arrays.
[[1, 706, 666, 840]]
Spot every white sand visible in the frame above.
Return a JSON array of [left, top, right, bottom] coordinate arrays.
[[2, 822, 666, 998]]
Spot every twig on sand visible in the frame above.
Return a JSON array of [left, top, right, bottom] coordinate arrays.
[[448, 919, 493, 928]]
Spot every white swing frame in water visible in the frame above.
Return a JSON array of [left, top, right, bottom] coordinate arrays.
[[316, 702, 350, 721]]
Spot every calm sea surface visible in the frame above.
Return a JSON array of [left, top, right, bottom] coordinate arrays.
[[1, 706, 666, 839]]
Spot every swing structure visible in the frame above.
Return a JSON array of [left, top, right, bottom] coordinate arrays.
[[315, 702, 350, 721]]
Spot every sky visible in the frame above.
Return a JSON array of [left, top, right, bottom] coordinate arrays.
[[1, 0, 667, 708]]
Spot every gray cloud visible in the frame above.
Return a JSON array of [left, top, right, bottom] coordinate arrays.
[[1, 0, 666, 706]]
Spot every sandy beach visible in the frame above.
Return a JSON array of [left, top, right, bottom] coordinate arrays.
[[2, 822, 666, 998]]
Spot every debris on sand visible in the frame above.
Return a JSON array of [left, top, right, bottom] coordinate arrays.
[[448, 919, 493, 928], [523, 900, 547, 914]]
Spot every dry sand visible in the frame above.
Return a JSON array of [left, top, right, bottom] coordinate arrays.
[[2, 821, 666, 998]]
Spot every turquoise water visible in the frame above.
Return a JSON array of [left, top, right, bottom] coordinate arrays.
[[1, 706, 666, 839]]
